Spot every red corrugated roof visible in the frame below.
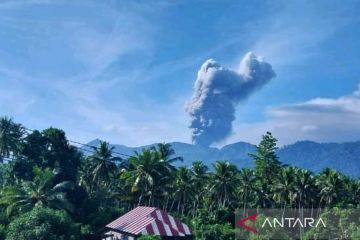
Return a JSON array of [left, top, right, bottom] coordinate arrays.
[[106, 206, 192, 237]]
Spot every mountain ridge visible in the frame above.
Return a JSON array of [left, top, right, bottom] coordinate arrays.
[[84, 139, 360, 177]]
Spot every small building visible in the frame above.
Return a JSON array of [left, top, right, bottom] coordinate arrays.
[[101, 206, 193, 240]]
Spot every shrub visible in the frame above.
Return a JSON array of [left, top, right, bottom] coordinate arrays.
[[0, 224, 6, 240], [6, 207, 80, 240], [137, 235, 161, 240]]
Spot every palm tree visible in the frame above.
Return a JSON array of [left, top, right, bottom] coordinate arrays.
[[121, 144, 182, 207], [236, 168, 256, 212], [272, 166, 296, 208], [253, 182, 274, 208], [191, 161, 209, 215], [152, 143, 183, 174], [171, 166, 194, 214], [121, 149, 162, 206], [316, 168, 344, 207], [0, 117, 25, 162], [210, 161, 239, 208], [89, 141, 121, 185], [79, 158, 97, 195], [0, 167, 74, 215], [155, 143, 182, 160], [292, 168, 316, 207], [341, 176, 360, 206]]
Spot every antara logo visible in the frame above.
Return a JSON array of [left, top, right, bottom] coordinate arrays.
[[236, 214, 326, 234], [236, 213, 258, 233]]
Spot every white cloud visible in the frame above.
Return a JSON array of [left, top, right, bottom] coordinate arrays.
[[226, 84, 360, 146], [301, 125, 318, 133]]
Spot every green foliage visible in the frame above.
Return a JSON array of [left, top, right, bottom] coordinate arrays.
[[191, 207, 235, 240], [0, 167, 74, 216], [236, 168, 257, 209], [349, 223, 360, 240], [79, 141, 122, 200], [80, 202, 124, 234], [12, 128, 81, 182], [137, 235, 161, 240], [210, 160, 239, 208], [0, 117, 25, 162], [315, 168, 345, 206], [89, 141, 121, 185], [0, 117, 359, 239], [121, 143, 181, 207], [6, 207, 80, 240], [250, 132, 282, 207], [304, 208, 360, 240], [0, 224, 6, 240], [173, 166, 194, 214], [0, 164, 13, 189], [251, 131, 281, 182], [194, 223, 235, 240]]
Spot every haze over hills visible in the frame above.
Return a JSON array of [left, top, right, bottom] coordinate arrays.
[[85, 139, 360, 177]]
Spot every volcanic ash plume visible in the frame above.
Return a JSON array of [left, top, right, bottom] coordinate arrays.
[[186, 52, 276, 146]]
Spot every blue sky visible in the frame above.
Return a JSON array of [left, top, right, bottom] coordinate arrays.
[[1, 0, 360, 146]]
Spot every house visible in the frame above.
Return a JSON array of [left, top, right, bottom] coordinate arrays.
[[101, 206, 193, 240]]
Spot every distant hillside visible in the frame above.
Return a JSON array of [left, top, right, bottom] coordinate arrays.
[[277, 141, 360, 177], [84, 139, 360, 177]]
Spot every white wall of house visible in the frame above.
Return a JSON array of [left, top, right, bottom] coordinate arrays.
[[102, 230, 135, 240]]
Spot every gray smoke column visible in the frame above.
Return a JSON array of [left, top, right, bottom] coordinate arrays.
[[186, 52, 276, 146]]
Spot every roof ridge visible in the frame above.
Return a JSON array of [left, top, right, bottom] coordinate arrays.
[[104, 206, 191, 236]]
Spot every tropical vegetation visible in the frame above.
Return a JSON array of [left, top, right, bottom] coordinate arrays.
[[0, 117, 359, 239]]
